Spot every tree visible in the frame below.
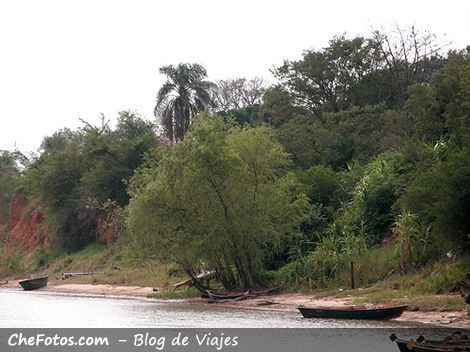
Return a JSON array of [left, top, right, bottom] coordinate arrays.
[[275, 115, 331, 168], [403, 48, 470, 146], [402, 145, 470, 250], [260, 86, 301, 128], [115, 110, 155, 141], [273, 35, 383, 122], [372, 25, 447, 105], [274, 105, 391, 169], [212, 77, 265, 113], [154, 63, 214, 141], [21, 113, 158, 250], [23, 140, 94, 250], [40, 128, 76, 155], [0, 150, 26, 223], [430, 49, 470, 147], [294, 166, 340, 206], [127, 114, 309, 289]]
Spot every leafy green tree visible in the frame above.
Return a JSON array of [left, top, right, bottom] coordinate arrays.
[[275, 105, 395, 169], [40, 128, 76, 155], [404, 84, 443, 142], [127, 114, 309, 289], [275, 116, 331, 168], [274, 35, 383, 121], [0, 150, 26, 223], [23, 140, 94, 250], [21, 112, 157, 250], [294, 166, 339, 206], [260, 86, 302, 128], [115, 110, 156, 141], [218, 104, 261, 127], [292, 166, 341, 243], [429, 49, 470, 147], [402, 145, 470, 251], [404, 48, 470, 145], [154, 63, 214, 141], [80, 111, 157, 206]]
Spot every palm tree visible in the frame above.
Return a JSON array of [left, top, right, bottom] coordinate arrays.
[[154, 63, 213, 141]]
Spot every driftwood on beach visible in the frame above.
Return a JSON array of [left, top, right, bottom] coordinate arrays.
[[206, 286, 282, 303], [173, 270, 216, 288], [60, 271, 103, 280]]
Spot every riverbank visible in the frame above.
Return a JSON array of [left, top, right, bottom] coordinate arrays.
[[2, 281, 468, 328], [191, 292, 470, 328], [1, 280, 154, 298]]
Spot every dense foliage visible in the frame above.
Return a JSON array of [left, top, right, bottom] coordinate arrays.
[[127, 115, 308, 289], [0, 150, 26, 223], [19, 112, 157, 250], [154, 63, 214, 142], [1, 26, 468, 291]]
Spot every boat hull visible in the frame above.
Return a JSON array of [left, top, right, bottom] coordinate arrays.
[[298, 305, 408, 320], [394, 339, 470, 352], [18, 276, 48, 290]]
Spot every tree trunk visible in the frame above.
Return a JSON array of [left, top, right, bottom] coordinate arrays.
[[185, 268, 210, 293]]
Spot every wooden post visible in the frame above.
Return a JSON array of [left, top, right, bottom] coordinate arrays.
[[350, 261, 355, 289]]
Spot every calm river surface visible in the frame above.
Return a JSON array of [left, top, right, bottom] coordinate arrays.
[[0, 288, 418, 328]]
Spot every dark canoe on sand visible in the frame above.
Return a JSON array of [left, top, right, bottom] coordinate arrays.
[[298, 304, 408, 320], [18, 276, 48, 290]]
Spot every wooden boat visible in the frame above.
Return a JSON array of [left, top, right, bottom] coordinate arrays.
[[298, 304, 408, 320], [395, 341, 470, 352], [18, 276, 48, 290], [458, 280, 470, 308], [207, 290, 250, 300], [390, 333, 470, 352]]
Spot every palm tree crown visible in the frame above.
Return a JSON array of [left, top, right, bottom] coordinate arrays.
[[154, 63, 213, 141]]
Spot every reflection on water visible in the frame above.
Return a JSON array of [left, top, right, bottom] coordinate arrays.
[[0, 289, 414, 328]]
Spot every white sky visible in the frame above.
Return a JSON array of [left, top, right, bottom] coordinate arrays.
[[0, 0, 469, 154]]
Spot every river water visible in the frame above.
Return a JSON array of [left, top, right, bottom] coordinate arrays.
[[2, 289, 451, 352], [0, 289, 417, 328]]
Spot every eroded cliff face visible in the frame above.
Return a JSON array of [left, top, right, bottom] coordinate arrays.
[[4, 194, 119, 250], [97, 210, 120, 244], [7, 194, 26, 233], [6, 194, 50, 251]]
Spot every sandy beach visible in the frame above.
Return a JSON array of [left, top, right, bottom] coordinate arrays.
[[2, 280, 469, 328]]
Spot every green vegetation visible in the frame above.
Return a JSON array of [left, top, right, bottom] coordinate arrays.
[[155, 63, 214, 142], [19, 112, 156, 250], [127, 115, 308, 290], [1, 26, 469, 302], [148, 288, 201, 299], [0, 150, 26, 224]]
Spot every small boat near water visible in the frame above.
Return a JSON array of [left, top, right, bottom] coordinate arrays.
[[390, 333, 470, 352], [298, 304, 408, 320], [18, 276, 48, 290]]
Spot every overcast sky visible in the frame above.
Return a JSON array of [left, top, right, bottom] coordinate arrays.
[[0, 0, 469, 154]]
